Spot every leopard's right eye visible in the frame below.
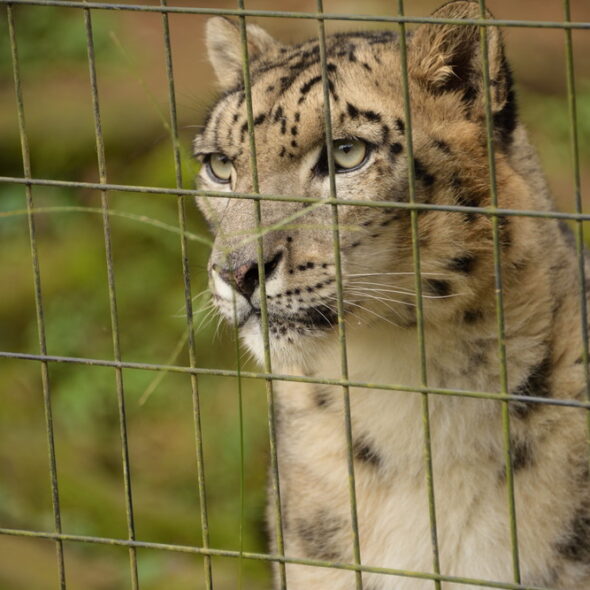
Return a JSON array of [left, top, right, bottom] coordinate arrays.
[[333, 138, 368, 171], [206, 153, 233, 184]]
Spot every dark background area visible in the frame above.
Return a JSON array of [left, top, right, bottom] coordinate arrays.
[[1, 1, 589, 588]]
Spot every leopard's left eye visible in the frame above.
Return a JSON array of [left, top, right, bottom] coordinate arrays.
[[333, 138, 368, 171], [206, 153, 233, 183]]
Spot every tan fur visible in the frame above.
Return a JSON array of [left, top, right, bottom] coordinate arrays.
[[195, 2, 590, 588]]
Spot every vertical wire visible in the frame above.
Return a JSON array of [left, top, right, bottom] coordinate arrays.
[[236, 3, 287, 588], [476, 0, 520, 582], [563, 0, 590, 467], [6, 6, 67, 588], [231, 287, 247, 590], [395, 2, 441, 587], [83, 7, 139, 588], [315, 3, 363, 588], [159, 2, 213, 587]]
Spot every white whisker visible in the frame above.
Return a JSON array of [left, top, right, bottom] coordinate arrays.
[[327, 295, 401, 328], [345, 289, 417, 309]]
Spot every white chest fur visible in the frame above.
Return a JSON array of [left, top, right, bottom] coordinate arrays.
[[275, 324, 552, 589]]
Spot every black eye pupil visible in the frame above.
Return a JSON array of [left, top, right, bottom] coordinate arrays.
[[340, 144, 352, 154]]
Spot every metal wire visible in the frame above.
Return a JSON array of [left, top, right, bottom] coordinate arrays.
[[1, 2, 588, 590], [2, 348, 590, 411], [563, 0, 590, 461], [83, 7, 140, 587], [476, 0, 520, 581], [159, 1, 214, 586], [1, 0, 590, 29], [315, 2, 363, 587], [236, 3, 287, 587], [6, 174, 590, 221], [6, 6, 67, 589], [395, 2, 441, 588], [0, 526, 554, 590]]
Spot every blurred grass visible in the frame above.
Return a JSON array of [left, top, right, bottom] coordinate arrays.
[[0, 1, 589, 589]]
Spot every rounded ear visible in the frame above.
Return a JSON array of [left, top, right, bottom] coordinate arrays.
[[409, 1, 509, 113], [206, 17, 281, 90]]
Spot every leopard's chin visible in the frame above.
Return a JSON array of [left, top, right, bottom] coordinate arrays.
[[239, 311, 334, 370]]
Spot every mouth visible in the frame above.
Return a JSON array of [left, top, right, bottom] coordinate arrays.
[[240, 305, 338, 331]]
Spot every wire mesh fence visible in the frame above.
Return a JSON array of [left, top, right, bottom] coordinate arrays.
[[0, 1, 589, 589]]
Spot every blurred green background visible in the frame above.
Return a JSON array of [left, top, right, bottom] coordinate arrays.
[[0, 1, 589, 589]]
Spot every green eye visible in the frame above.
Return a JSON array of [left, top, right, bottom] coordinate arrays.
[[206, 153, 232, 183], [333, 138, 368, 171]]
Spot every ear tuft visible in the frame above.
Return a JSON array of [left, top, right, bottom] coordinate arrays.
[[206, 17, 280, 90], [410, 1, 509, 113]]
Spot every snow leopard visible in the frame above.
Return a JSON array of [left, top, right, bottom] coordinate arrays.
[[194, 2, 590, 588]]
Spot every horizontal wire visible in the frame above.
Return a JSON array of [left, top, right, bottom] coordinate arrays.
[[1, 350, 588, 411], [0, 0, 588, 29], [2, 175, 590, 221], [0, 527, 551, 590]]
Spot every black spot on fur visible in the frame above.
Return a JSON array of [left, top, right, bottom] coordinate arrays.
[[291, 140, 298, 148], [456, 189, 482, 222], [461, 85, 478, 106], [295, 510, 345, 561], [425, 279, 451, 297], [433, 139, 452, 154], [294, 112, 301, 123], [390, 142, 403, 156], [266, 84, 275, 93], [414, 159, 435, 188], [239, 121, 249, 142], [279, 146, 286, 158], [463, 309, 484, 324], [362, 62, 372, 72], [510, 439, 534, 471], [299, 75, 322, 96], [493, 59, 518, 150], [498, 216, 511, 249], [291, 125, 298, 136], [304, 305, 337, 328], [353, 439, 381, 467], [273, 105, 284, 123], [232, 113, 239, 123], [395, 117, 405, 135], [347, 102, 359, 119], [362, 110, 381, 122], [558, 220, 576, 249], [557, 508, 590, 562], [254, 113, 266, 126], [510, 355, 552, 419], [314, 386, 332, 408], [449, 254, 476, 274], [498, 438, 535, 481]]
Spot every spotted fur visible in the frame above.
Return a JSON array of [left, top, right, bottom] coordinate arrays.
[[196, 2, 590, 588]]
